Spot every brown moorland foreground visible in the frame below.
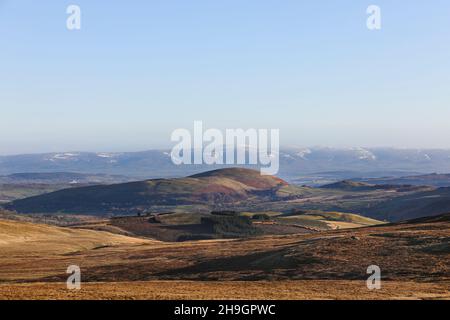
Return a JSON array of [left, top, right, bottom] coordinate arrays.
[[0, 214, 449, 299], [1, 281, 449, 300]]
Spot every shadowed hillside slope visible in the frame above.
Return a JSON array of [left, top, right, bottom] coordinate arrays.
[[362, 187, 450, 222], [361, 173, 450, 188]]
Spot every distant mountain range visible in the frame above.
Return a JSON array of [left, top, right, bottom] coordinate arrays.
[[1, 147, 450, 181]]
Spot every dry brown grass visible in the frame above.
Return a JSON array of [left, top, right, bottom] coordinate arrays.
[[0, 281, 448, 300], [0, 219, 151, 253]]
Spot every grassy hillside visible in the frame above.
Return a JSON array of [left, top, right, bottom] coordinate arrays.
[[5, 167, 447, 223], [6, 168, 288, 215], [361, 173, 450, 188], [274, 210, 384, 230], [321, 180, 376, 191], [0, 218, 150, 255], [362, 187, 450, 222]]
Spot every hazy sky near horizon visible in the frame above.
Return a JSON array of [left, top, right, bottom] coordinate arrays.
[[1, 1, 450, 155]]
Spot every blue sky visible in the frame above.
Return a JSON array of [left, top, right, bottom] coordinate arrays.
[[1, 1, 450, 154]]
